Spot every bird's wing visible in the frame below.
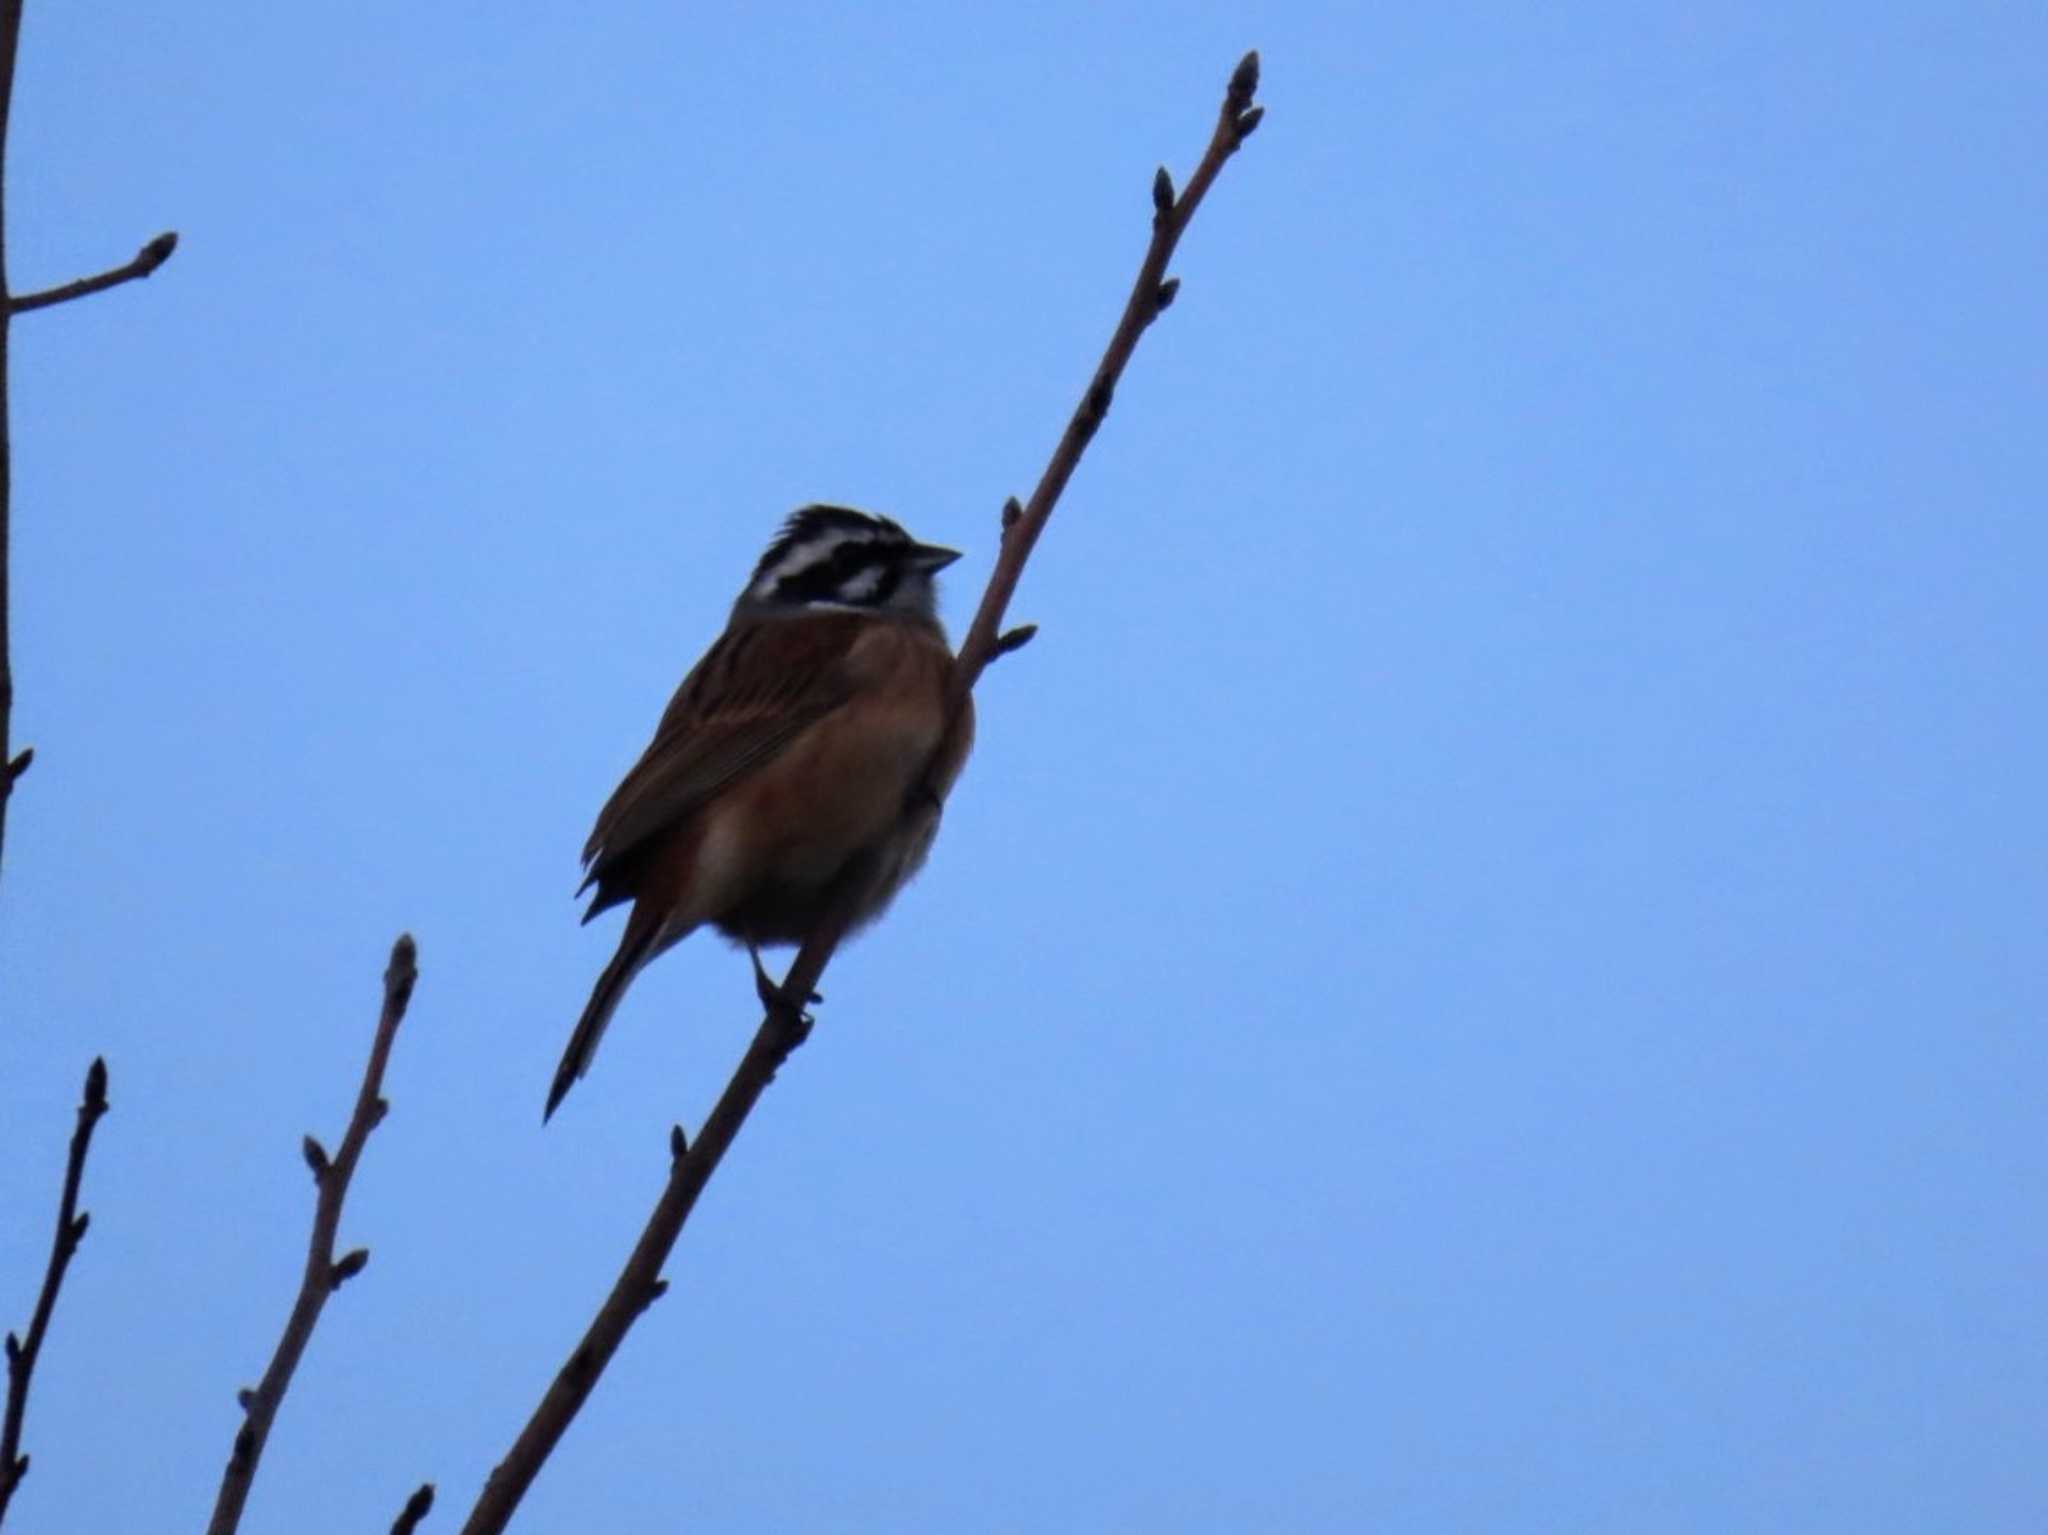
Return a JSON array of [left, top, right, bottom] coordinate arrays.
[[579, 613, 866, 894]]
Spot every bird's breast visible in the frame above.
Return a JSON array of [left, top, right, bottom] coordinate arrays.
[[695, 621, 967, 940]]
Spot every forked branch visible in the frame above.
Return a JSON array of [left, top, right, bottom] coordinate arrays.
[[205, 936, 421, 1535], [458, 52, 1265, 1533], [0, 1058, 109, 1528]]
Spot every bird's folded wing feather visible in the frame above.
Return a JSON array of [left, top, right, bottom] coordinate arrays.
[[580, 616, 864, 885]]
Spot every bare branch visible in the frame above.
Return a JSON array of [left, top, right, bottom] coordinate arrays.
[[10, 232, 178, 316], [457, 52, 1264, 1533], [0, 0, 22, 885], [460, 866, 863, 1533], [950, 49, 1262, 706], [205, 936, 421, 1535], [0, 1058, 109, 1527], [0, 0, 178, 882]]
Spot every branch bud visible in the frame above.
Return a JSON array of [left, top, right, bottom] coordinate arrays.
[[394, 1483, 436, 1534], [330, 1248, 371, 1290], [385, 933, 419, 1009], [991, 624, 1039, 660], [1228, 50, 1261, 115]]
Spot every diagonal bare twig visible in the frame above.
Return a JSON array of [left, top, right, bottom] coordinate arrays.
[[205, 935, 421, 1535], [948, 48, 1262, 704], [457, 51, 1264, 1533], [0, 1057, 109, 1528], [9, 231, 178, 315]]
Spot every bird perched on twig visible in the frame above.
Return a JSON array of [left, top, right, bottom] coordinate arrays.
[[546, 505, 974, 1120]]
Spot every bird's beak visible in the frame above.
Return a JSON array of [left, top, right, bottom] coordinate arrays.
[[908, 542, 962, 573]]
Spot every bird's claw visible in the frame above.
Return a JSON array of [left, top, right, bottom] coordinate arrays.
[[749, 947, 822, 1020]]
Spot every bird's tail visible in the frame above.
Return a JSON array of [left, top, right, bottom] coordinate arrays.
[[546, 907, 666, 1121]]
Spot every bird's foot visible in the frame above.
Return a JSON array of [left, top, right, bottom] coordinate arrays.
[[749, 946, 822, 1026]]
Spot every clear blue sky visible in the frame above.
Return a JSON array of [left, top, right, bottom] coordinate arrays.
[[3, 4, 2043, 1530]]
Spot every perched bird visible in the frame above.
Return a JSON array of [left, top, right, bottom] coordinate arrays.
[[546, 505, 975, 1120]]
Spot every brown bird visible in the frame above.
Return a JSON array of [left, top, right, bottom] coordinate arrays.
[[547, 505, 974, 1119]]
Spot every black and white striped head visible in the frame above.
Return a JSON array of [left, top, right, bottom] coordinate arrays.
[[738, 505, 961, 619]]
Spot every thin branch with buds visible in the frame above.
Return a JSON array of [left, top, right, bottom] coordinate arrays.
[[457, 50, 1265, 1533], [948, 48, 1262, 703], [10, 231, 179, 316], [205, 936, 421, 1535], [0, 0, 180, 882], [0, 0, 21, 884], [0, 1058, 109, 1528]]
